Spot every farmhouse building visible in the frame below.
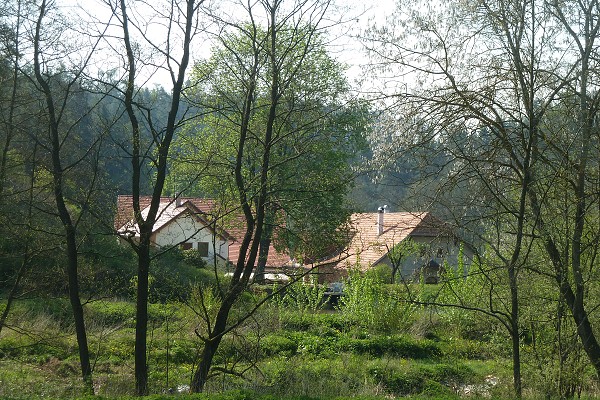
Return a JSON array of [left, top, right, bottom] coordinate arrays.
[[115, 197, 469, 285], [114, 195, 292, 272], [318, 208, 472, 284]]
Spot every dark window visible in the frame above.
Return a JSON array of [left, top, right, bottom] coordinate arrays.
[[198, 242, 209, 257], [181, 242, 193, 250]]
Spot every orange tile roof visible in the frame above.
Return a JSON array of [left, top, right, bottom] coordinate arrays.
[[115, 195, 290, 267], [333, 211, 451, 271]]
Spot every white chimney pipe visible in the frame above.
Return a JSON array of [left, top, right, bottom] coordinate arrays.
[[377, 205, 388, 235]]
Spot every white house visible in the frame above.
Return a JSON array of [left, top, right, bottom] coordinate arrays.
[[114, 195, 292, 271], [116, 196, 231, 263]]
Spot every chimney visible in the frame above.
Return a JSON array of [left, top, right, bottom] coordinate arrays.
[[377, 205, 388, 235], [175, 197, 183, 207]]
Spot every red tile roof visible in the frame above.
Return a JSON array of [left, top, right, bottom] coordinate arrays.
[[333, 211, 451, 271], [115, 195, 290, 267]]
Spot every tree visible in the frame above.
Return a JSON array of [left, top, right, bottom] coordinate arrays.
[[186, 0, 349, 392], [170, 32, 364, 271], [386, 237, 422, 284], [367, 0, 600, 395], [101, 0, 206, 394], [0, 0, 27, 335], [18, 0, 113, 392], [362, 0, 595, 396]]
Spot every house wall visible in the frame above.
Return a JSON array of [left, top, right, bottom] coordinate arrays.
[[152, 212, 229, 262], [374, 236, 473, 282]]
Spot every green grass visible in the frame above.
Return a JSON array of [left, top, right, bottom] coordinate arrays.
[[0, 295, 580, 399]]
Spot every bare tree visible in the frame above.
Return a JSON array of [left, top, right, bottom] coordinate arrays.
[[361, 0, 596, 396], [18, 0, 112, 392], [100, 0, 206, 394]]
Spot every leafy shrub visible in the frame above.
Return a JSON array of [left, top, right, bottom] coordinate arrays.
[[277, 312, 316, 331], [11, 298, 73, 327], [86, 301, 136, 326], [182, 249, 208, 269], [369, 361, 476, 396], [0, 334, 71, 362], [339, 269, 415, 332], [278, 279, 328, 312], [374, 369, 425, 395], [339, 335, 442, 359], [261, 334, 299, 357], [166, 340, 199, 364], [101, 335, 136, 363], [261, 357, 371, 398], [420, 362, 475, 385], [145, 250, 215, 302]]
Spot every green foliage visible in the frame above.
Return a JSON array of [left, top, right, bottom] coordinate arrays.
[[85, 301, 136, 327], [339, 269, 415, 331], [369, 361, 475, 396], [181, 249, 208, 269], [338, 335, 441, 359], [0, 295, 568, 398], [436, 256, 490, 328], [258, 329, 441, 361], [0, 335, 71, 362], [146, 251, 214, 302], [276, 279, 327, 313], [386, 237, 424, 283], [260, 334, 299, 357], [169, 26, 366, 263]]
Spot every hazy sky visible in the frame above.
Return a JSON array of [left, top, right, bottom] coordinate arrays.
[[60, 0, 398, 90]]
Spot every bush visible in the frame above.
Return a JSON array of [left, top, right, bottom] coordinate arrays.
[[182, 249, 208, 269], [86, 301, 136, 327], [369, 361, 476, 397], [147, 253, 214, 302], [0, 334, 71, 362], [339, 335, 442, 359], [261, 334, 299, 357], [338, 269, 415, 332], [376, 370, 425, 395]]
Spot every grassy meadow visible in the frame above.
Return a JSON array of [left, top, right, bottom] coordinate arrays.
[[0, 267, 597, 399]]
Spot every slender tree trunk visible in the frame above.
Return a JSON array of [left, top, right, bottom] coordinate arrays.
[[64, 225, 93, 391], [32, 1, 93, 392], [0, 258, 27, 335], [530, 192, 600, 380], [190, 294, 237, 392], [0, 140, 35, 335], [0, 0, 20, 197], [508, 264, 521, 397], [116, 0, 201, 393], [255, 210, 274, 283], [134, 238, 150, 395], [558, 277, 600, 379]]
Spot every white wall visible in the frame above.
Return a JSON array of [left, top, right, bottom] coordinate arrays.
[[152, 211, 229, 262], [375, 236, 473, 281]]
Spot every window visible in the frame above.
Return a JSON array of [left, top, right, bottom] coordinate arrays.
[[198, 242, 209, 257], [181, 242, 192, 250]]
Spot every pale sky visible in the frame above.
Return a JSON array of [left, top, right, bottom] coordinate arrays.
[[55, 0, 397, 90]]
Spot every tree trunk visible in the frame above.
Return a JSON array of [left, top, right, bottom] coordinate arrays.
[[558, 277, 600, 379], [0, 258, 27, 335], [255, 210, 274, 284], [65, 225, 93, 392], [508, 264, 522, 398], [191, 291, 239, 392], [135, 237, 151, 395], [33, 1, 93, 391]]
